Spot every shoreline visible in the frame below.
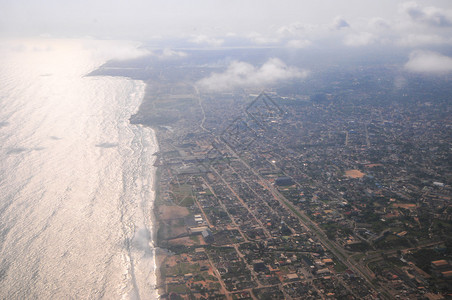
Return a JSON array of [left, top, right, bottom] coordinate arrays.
[[124, 81, 164, 300], [128, 79, 220, 298], [148, 138, 167, 298], [90, 44, 452, 300], [131, 85, 167, 298], [89, 59, 168, 298]]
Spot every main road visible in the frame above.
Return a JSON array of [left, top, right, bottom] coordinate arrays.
[[217, 138, 391, 299]]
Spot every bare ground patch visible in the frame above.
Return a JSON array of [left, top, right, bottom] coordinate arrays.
[[345, 169, 365, 178], [159, 205, 189, 220]]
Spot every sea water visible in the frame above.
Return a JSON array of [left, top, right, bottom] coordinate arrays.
[[0, 38, 158, 299]]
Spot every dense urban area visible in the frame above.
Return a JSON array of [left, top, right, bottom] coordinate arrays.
[[95, 49, 452, 299]]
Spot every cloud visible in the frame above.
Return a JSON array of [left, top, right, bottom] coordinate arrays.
[[333, 16, 350, 30], [402, 2, 452, 27], [1, 38, 151, 62], [277, 22, 306, 37], [160, 48, 187, 59], [196, 58, 308, 92], [189, 35, 224, 47], [286, 39, 311, 48], [398, 34, 451, 47], [394, 76, 407, 90], [248, 32, 280, 45], [82, 40, 151, 60], [343, 32, 375, 47], [369, 17, 391, 30], [404, 51, 452, 74]]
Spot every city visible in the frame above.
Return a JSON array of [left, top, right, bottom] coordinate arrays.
[[119, 56, 452, 299]]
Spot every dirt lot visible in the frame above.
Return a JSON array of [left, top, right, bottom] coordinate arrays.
[[345, 169, 365, 178], [159, 205, 189, 220], [392, 203, 417, 209], [168, 235, 206, 246]]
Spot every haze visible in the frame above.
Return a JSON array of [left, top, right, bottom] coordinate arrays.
[[1, 0, 452, 299], [1, 1, 451, 51]]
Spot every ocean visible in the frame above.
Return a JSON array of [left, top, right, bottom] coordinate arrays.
[[0, 38, 159, 299]]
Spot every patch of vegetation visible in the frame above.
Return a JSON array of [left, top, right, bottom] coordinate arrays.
[[321, 222, 353, 240], [431, 219, 452, 237], [333, 258, 348, 273], [166, 262, 200, 277], [409, 249, 445, 273], [374, 234, 410, 250], [193, 274, 205, 282], [347, 241, 371, 252], [189, 235, 200, 243], [170, 184, 195, 207], [203, 273, 218, 281], [252, 287, 284, 300], [168, 283, 189, 294], [208, 282, 221, 290], [179, 196, 195, 207]]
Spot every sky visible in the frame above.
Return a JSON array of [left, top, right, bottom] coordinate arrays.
[[1, 0, 452, 75], [1, 0, 451, 45]]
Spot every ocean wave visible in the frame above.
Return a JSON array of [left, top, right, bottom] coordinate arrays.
[[0, 38, 158, 299]]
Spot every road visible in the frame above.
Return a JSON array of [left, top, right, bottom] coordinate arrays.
[[218, 138, 391, 299]]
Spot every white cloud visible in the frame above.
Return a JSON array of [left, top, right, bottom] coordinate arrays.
[[82, 40, 151, 60], [5, 1, 452, 53], [286, 39, 312, 48], [277, 22, 306, 37], [160, 48, 187, 59], [248, 32, 280, 45], [401, 2, 452, 27], [189, 35, 224, 47], [404, 51, 452, 73], [0, 38, 151, 61], [332, 16, 350, 30], [196, 58, 308, 92], [343, 32, 375, 47], [398, 34, 451, 47], [369, 17, 391, 30]]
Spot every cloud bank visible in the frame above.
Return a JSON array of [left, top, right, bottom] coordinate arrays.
[[344, 32, 375, 47], [402, 2, 452, 27], [4, 0, 452, 53], [404, 51, 452, 74], [333, 16, 350, 30], [82, 40, 151, 60], [286, 39, 312, 48], [189, 35, 224, 47], [160, 48, 187, 59], [196, 58, 308, 92]]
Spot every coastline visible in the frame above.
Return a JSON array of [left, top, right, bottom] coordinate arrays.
[[65, 42, 452, 300], [130, 87, 167, 298], [89, 57, 169, 298], [149, 141, 167, 298], [127, 78, 222, 298], [0, 39, 166, 299], [97, 53, 221, 298]]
